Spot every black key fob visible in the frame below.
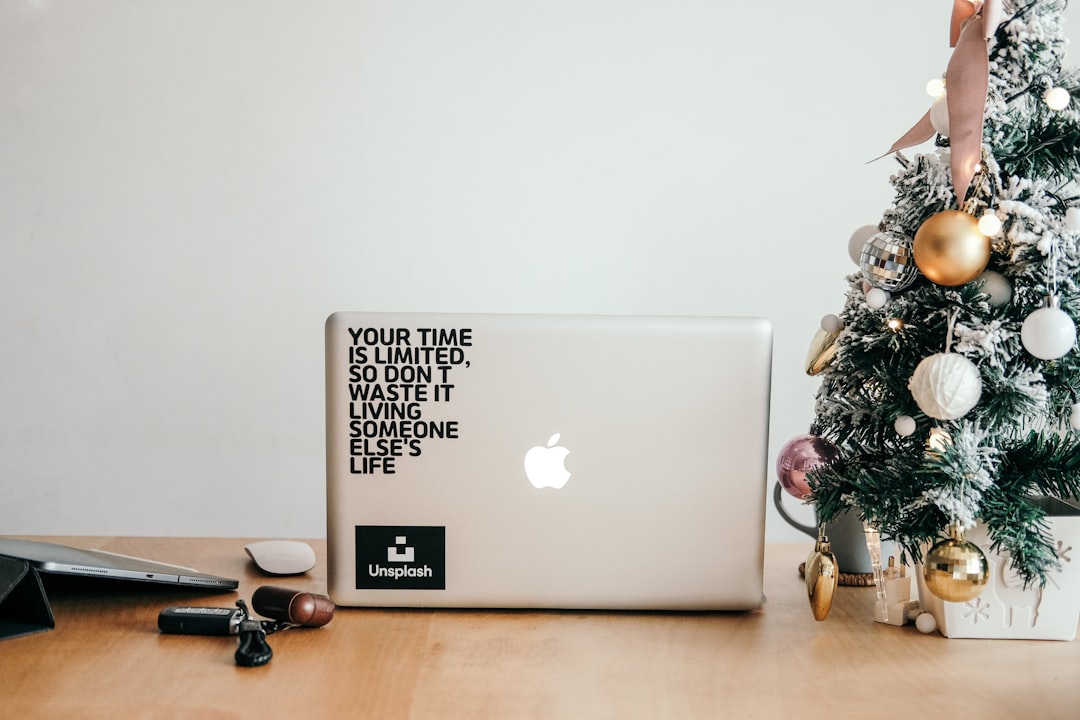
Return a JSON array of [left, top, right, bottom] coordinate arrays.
[[158, 606, 243, 635]]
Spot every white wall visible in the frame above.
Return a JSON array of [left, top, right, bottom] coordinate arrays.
[[2, 1, 1072, 540]]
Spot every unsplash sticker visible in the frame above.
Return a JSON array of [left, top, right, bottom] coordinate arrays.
[[355, 525, 446, 590]]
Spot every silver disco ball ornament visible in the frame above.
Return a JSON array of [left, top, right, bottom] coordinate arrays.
[[860, 230, 919, 292]]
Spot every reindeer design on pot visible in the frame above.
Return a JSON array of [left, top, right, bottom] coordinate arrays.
[[988, 541, 1073, 629]]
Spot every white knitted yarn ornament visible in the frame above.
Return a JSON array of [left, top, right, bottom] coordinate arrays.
[[908, 353, 982, 420]]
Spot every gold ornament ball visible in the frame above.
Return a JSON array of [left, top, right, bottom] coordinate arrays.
[[912, 210, 991, 286], [923, 532, 989, 602]]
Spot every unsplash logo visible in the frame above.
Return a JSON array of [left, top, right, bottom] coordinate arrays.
[[355, 525, 446, 590]]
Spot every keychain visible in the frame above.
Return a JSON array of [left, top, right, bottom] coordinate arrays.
[[158, 586, 334, 667]]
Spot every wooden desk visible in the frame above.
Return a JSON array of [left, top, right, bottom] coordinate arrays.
[[1, 537, 1077, 719]]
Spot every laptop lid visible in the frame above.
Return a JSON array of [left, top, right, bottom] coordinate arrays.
[[0, 538, 238, 590], [325, 312, 772, 610]]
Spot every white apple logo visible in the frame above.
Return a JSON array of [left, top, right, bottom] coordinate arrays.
[[523, 433, 571, 489]]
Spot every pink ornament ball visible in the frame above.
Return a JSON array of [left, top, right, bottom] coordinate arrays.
[[776, 434, 841, 499]]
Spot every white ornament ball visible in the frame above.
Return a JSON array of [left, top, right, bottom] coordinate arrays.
[[1021, 306, 1077, 360], [915, 612, 938, 634], [848, 225, 879, 265], [820, 314, 844, 334], [978, 211, 1002, 237], [1044, 86, 1071, 111], [1066, 207, 1080, 233], [866, 287, 890, 309], [908, 353, 983, 420], [930, 92, 950, 136], [1071, 403, 1080, 431], [976, 270, 1012, 307], [894, 415, 917, 437]]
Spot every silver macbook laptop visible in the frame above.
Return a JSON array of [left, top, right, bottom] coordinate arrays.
[[0, 538, 238, 590], [325, 312, 772, 610]]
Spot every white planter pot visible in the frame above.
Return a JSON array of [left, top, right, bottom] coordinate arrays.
[[914, 498, 1080, 640]]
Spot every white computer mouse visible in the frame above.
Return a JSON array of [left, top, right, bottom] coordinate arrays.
[[244, 540, 316, 575]]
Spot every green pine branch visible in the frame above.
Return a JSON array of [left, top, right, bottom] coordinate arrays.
[[981, 434, 1080, 587], [995, 114, 1080, 181]]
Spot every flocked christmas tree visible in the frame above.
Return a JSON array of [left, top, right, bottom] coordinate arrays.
[[791, 0, 1080, 598]]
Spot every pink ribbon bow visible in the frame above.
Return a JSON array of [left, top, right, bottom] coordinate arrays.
[[883, 0, 1000, 205]]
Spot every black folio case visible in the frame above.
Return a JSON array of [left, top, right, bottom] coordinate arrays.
[[0, 555, 56, 640]]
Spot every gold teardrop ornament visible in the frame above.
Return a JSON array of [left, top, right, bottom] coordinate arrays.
[[805, 327, 840, 376], [806, 536, 839, 621]]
